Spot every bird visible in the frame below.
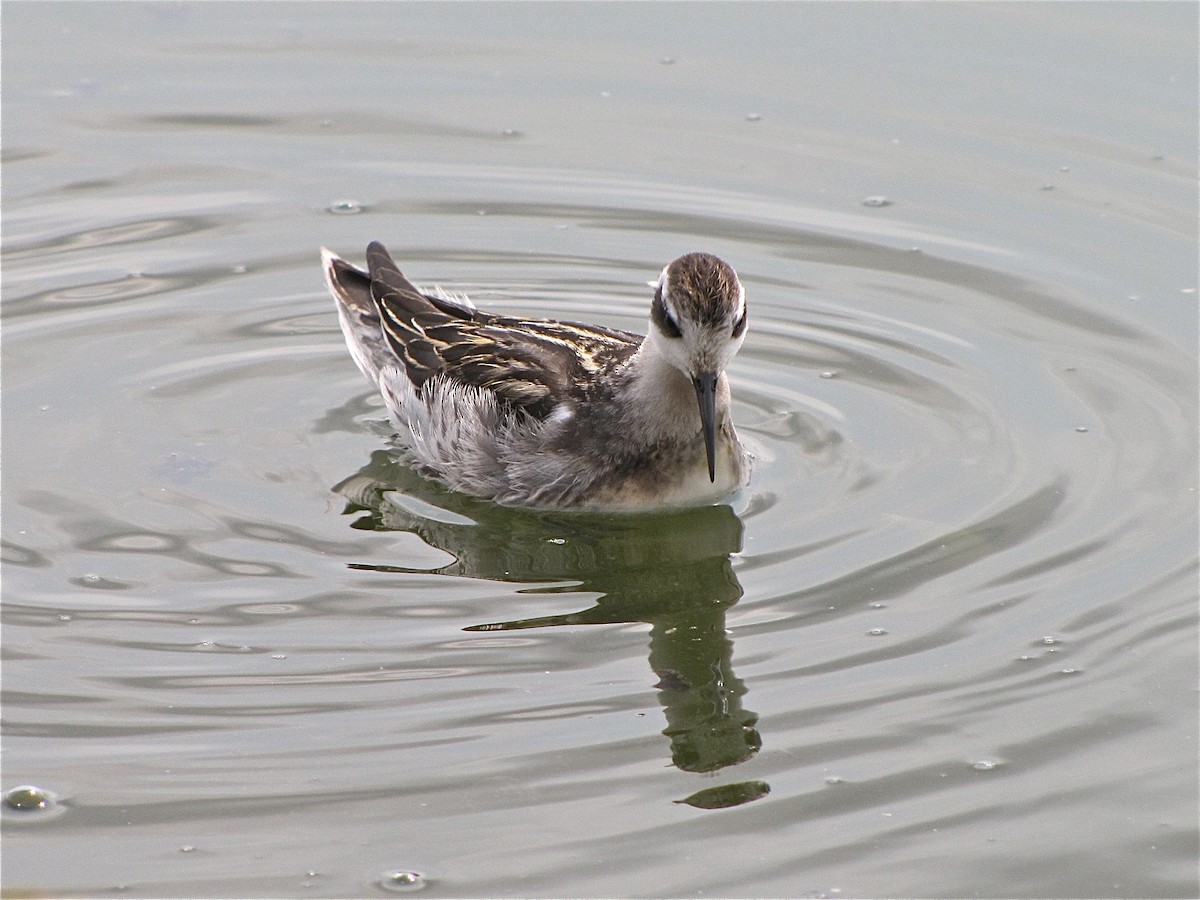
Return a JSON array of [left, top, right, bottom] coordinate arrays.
[[322, 241, 751, 510]]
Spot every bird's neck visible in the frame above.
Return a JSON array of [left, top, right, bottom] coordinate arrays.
[[618, 339, 728, 443]]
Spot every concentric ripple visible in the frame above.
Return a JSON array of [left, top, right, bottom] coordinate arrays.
[[3, 161, 1195, 900]]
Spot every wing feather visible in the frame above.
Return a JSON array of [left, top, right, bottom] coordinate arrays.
[[364, 242, 640, 419]]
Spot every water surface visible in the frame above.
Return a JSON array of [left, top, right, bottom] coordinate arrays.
[[3, 3, 1197, 897]]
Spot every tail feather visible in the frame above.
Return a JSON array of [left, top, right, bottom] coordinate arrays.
[[323, 247, 389, 383], [321, 247, 374, 316]]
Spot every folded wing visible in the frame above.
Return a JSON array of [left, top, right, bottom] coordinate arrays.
[[366, 241, 640, 419]]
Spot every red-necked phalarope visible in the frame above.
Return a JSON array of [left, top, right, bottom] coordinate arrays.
[[322, 241, 751, 510]]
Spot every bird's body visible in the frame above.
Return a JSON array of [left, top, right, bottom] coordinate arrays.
[[322, 241, 751, 510]]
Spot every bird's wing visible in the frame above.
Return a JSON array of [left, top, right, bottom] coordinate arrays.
[[367, 242, 640, 419]]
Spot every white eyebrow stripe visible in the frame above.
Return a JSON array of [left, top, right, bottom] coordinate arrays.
[[658, 268, 679, 320]]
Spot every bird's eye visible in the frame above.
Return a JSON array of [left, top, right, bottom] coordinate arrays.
[[731, 310, 748, 338], [651, 285, 683, 339]]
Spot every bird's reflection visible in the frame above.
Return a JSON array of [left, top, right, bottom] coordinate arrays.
[[334, 449, 762, 778]]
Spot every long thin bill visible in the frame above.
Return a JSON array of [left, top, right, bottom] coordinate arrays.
[[693, 372, 718, 483]]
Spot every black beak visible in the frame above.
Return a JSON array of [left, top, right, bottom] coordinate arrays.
[[692, 372, 718, 483]]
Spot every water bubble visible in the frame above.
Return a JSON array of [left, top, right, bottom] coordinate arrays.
[[1059, 166, 1070, 172], [824, 776, 845, 785], [659, 56, 676, 65], [327, 200, 364, 215], [745, 112, 762, 122], [1058, 667, 1081, 676], [500, 128, 523, 138], [819, 370, 839, 379], [866, 628, 888, 637], [861, 195, 893, 207], [5, 785, 54, 811], [380, 871, 427, 892], [972, 760, 999, 771], [70, 573, 131, 590], [1074, 426, 1089, 433], [179, 845, 196, 853]]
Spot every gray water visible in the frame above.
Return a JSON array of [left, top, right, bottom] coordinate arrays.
[[2, 3, 1197, 898]]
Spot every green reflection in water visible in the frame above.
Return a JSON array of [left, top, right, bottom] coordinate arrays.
[[675, 780, 771, 810], [335, 449, 763, 777]]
